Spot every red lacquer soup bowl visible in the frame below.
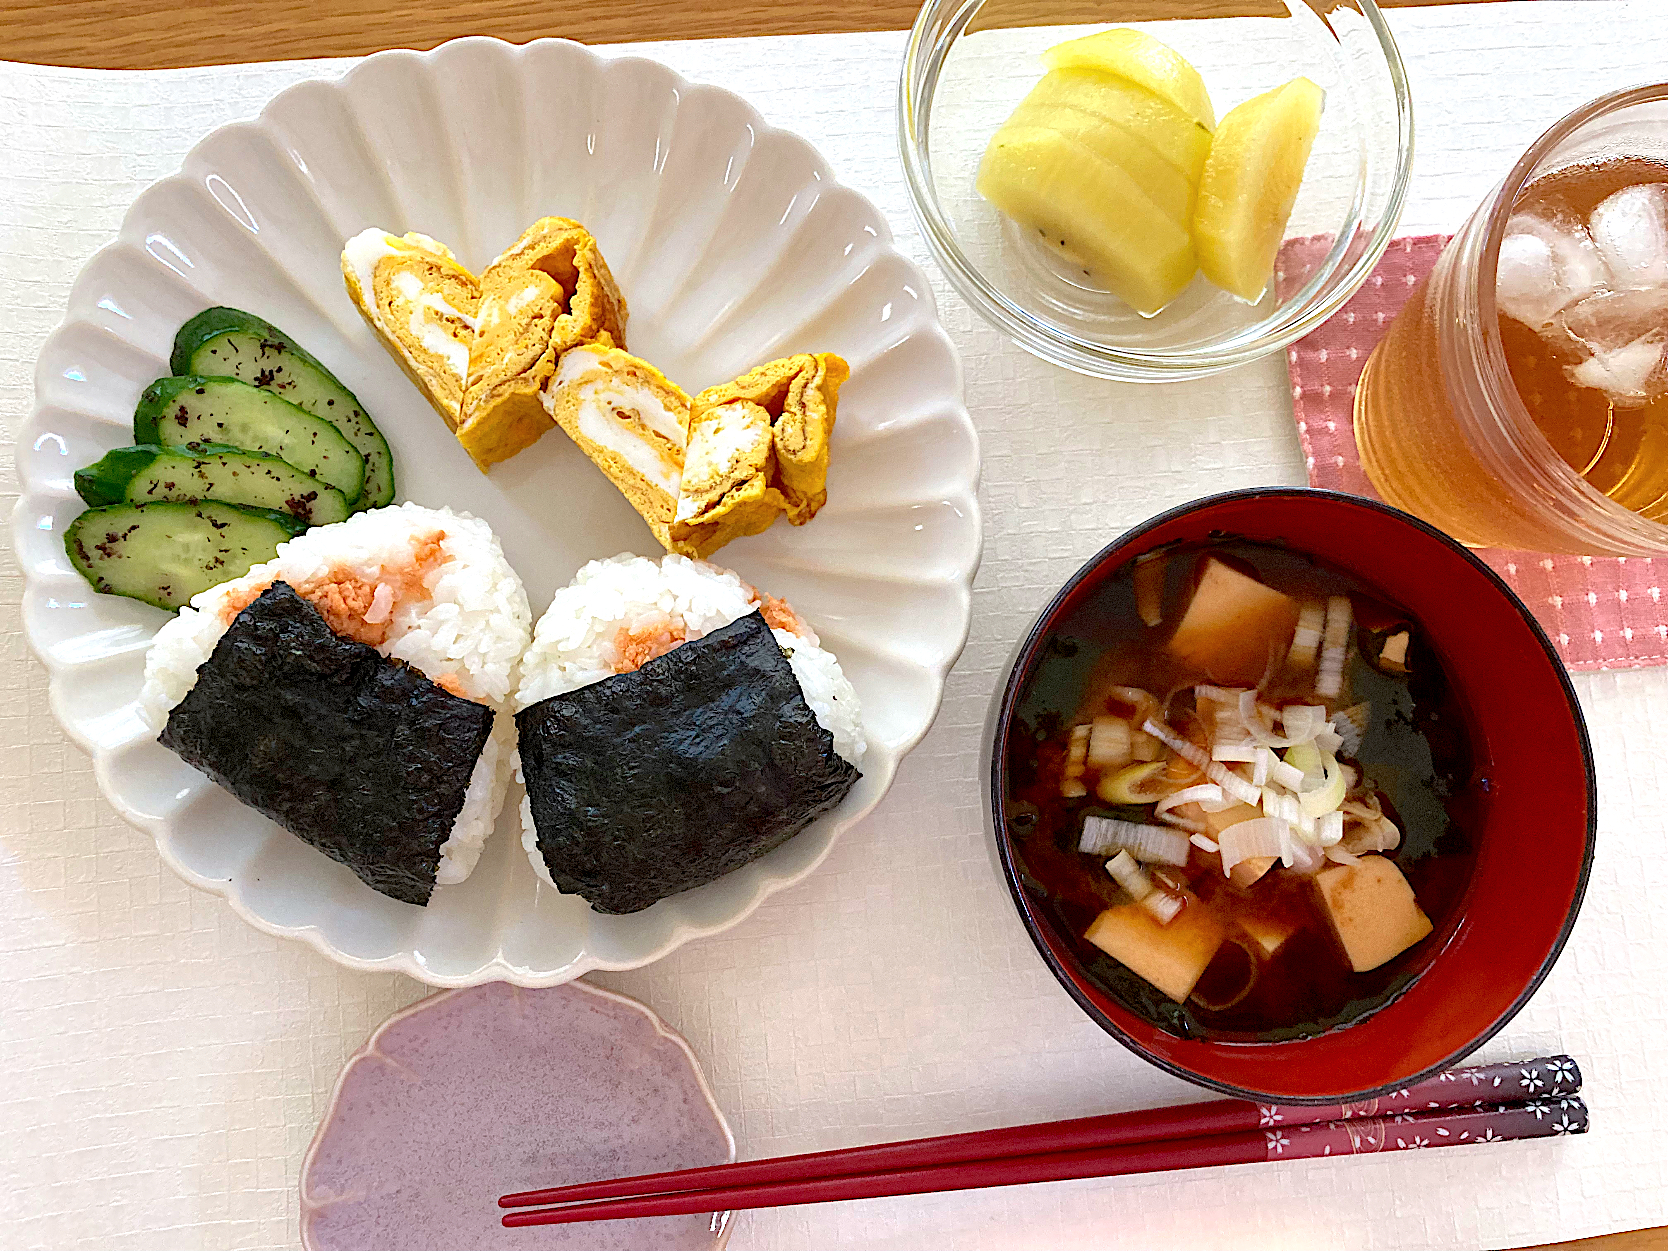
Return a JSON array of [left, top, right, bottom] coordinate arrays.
[[987, 488, 1595, 1103]]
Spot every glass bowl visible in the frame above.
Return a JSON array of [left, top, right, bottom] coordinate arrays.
[[899, 0, 1415, 381], [986, 489, 1595, 1103]]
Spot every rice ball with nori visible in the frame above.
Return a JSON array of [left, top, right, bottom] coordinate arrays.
[[139, 503, 532, 904], [514, 553, 864, 913]]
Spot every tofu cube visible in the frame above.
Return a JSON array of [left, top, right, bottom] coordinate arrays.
[[1380, 630, 1411, 672], [1084, 901, 1226, 1003], [1175, 802, 1277, 887], [1175, 799, 1260, 838], [1168, 557, 1301, 685], [1237, 912, 1297, 957], [1228, 855, 1278, 890], [1315, 855, 1433, 972]]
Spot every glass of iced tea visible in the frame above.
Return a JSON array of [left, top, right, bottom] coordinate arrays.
[[1355, 83, 1668, 554]]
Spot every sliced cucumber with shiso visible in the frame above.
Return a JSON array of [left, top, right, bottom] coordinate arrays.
[[135, 376, 366, 505], [64, 500, 305, 611], [75, 443, 352, 527], [172, 307, 395, 509]]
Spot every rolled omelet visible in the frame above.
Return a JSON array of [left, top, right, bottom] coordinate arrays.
[[760, 352, 847, 524], [669, 399, 787, 558], [692, 354, 846, 525], [665, 353, 847, 555], [540, 344, 690, 546], [341, 229, 481, 429], [339, 219, 844, 560], [458, 217, 628, 470]]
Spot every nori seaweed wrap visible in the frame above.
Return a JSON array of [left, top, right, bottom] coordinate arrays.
[[159, 581, 495, 905], [515, 610, 860, 913]]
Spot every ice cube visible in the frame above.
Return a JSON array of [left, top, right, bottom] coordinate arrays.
[[1496, 213, 1607, 325], [1496, 231, 1561, 326], [1558, 286, 1668, 353], [1588, 183, 1668, 287], [1568, 336, 1665, 404]]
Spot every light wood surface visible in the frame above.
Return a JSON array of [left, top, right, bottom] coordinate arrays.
[[8, 0, 1481, 69], [1529, 1235, 1668, 1251], [3, 3, 1666, 1251]]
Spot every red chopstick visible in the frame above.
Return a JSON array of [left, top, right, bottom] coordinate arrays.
[[500, 1053, 1579, 1211], [500, 1096, 1588, 1227]]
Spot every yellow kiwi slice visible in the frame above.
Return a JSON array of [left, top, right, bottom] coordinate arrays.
[[1192, 77, 1325, 303], [1004, 101, 1197, 225], [1041, 29, 1216, 131], [977, 125, 1198, 314], [1023, 68, 1213, 184]]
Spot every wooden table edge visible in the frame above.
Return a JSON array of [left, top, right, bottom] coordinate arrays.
[[4, 0, 1504, 71]]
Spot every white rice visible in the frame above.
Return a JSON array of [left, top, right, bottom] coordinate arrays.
[[514, 552, 865, 888], [139, 503, 532, 887]]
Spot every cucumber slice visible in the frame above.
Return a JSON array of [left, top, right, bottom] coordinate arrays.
[[65, 500, 305, 611], [75, 443, 352, 527], [135, 376, 365, 504], [71, 446, 159, 507], [172, 307, 395, 509]]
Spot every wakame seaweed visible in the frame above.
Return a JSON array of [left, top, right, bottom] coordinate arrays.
[[159, 581, 494, 906], [516, 610, 860, 914]]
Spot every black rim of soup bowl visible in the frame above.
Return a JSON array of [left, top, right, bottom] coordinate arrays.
[[985, 486, 1597, 1104]]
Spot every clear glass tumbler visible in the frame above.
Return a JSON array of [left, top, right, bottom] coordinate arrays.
[[1355, 83, 1668, 555]]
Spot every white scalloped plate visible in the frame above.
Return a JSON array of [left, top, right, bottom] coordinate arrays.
[[13, 37, 981, 986]]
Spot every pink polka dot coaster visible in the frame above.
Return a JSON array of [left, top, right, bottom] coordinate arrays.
[[1279, 233, 1668, 671]]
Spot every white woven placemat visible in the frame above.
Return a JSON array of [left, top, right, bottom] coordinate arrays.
[[4, 5, 1667, 1247]]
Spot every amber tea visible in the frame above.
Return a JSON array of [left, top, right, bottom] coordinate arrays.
[[1493, 158, 1668, 516], [1354, 89, 1668, 558]]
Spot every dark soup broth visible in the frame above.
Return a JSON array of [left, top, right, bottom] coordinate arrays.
[[1002, 538, 1481, 1043]]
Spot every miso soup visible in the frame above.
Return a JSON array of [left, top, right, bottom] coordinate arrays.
[[1001, 538, 1481, 1042]]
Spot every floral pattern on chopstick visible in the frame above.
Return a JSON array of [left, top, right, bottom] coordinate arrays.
[[1268, 1098, 1590, 1160]]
